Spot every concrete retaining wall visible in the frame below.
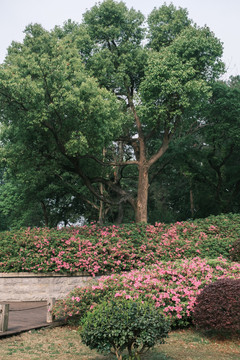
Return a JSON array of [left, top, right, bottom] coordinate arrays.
[[0, 273, 98, 301]]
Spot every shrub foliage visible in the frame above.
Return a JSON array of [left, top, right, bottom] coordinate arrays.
[[193, 278, 240, 333], [229, 238, 240, 262], [52, 257, 240, 328], [80, 298, 170, 360], [0, 213, 239, 274]]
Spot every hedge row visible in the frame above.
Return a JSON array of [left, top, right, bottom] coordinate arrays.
[[0, 213, 239, 274]]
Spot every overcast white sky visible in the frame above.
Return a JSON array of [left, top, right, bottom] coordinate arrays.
[[1, 0, 239, 79]]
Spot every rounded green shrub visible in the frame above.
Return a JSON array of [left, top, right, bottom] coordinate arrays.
[[80, 298, 170, 360], [193, 278, 240, 334], [229, 238, 240, 261]]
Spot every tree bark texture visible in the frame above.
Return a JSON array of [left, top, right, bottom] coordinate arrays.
[[135, 164, 149, 223]]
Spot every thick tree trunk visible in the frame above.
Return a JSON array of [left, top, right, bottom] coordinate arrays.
[[99, 148, 106, 224], [134, 131, 169, 223], [41, 201, 49, 227], [116, 202, 124, 224], [135, 164, 149, 223], [190, 189, 194, 218], [99, 183, 104, 225]]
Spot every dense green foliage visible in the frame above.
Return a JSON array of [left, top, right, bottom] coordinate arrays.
[[229, 238, 240, 262], [0, 0, 230, 226], [80, 298, 170, 359], [0, 213, 239, 274], [193, 278, 240, 333]]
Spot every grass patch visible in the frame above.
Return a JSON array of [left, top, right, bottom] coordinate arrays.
[[0, 326, 239, 360]]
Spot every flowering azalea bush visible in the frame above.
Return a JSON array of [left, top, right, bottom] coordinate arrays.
[[52, 257, 240, 328], [0, 213, 239, 274]]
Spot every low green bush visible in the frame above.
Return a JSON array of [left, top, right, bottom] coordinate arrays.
[[80, 298, 170, 360]]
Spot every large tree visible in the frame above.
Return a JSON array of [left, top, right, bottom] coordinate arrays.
[[0, 21, 123, 225], [0, 1, 224, 224]]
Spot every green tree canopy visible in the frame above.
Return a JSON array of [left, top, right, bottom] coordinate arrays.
[[0, 1, 225, 226]]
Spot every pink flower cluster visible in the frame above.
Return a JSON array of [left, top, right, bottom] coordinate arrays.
[[2, 217, 236, 274], [52, 257, 240, 327]]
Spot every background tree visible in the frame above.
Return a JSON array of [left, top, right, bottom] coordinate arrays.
[[147, 77, 240, 222], [195, 77, 240, 215]]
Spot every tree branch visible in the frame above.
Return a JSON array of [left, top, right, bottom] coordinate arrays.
[[55, 174, 99, 211], [89, 176, 136, 209], [0, 90, 29, 112], [148, 129, 170, 168], [149, 159, 171, 184], [78, 154, 138, 167]]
